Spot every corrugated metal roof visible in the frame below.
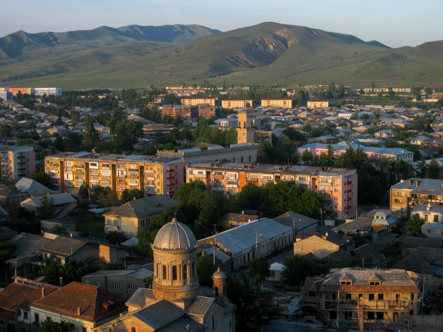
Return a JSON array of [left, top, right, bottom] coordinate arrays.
[[133, 300, 185, 329], [185, 296, 215, 316], [274, 211, 319, 230], [24, 193, 77, 207], [205, 218, 292, 255], [126, 288, 156, 308]]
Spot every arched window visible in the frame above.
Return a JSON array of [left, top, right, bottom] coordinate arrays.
[[183, 264, 187, 280], [172, 266, 177, 280], [131, 328, 136, 332], [215, 286, 219, 297], [162, 265, 166, 280]]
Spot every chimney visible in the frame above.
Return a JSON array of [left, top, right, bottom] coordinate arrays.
[[41, 287, 46, 298], [77, 307, 81, 316], [416, 180, 419, 187], [409, 179, 412, 187], [59, 277, 64, 287]]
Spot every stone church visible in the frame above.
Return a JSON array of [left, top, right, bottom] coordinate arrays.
[[94, 218, 235, 332]]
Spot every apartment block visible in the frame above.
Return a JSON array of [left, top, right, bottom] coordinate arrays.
[[260, 98, 293, 108], [44, 152, 183, 197], [390, 178, 443, 217], [181, 96, 216, 106], [298, 143, 414, 164], [162, 104, 198, 119], [0, 145, 36, 182], [186, 162, 358, 220], [221, 99, 253, 109], [307, 101, 329, 109], [197, 104, 216, 118]]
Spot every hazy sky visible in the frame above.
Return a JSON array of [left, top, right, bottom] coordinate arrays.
[[2, 0, 442, 48]]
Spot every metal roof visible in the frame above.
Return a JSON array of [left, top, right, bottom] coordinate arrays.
[[103, 196, 179, 219], [207, 218, 293, 255], [153, 218, 197, 251], [185, 296, 215, 316], [133, 300, 185, 329]]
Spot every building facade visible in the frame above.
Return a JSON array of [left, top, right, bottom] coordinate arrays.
[[307, 101, 329, 109], [198, 104, 216, 118], [411, 204, 443, 238], [299, 268, 421, 329], [221, 99, 253, 109], [298, 143, 414, 164], [0, 145, 36, 182], [181, 96, 216, 106], [261, 98, 293, 108], [162, 104, 198, 119], [187, 162, 358, 220], [44, 152, 183, 197], [390, 178, 443, 217]]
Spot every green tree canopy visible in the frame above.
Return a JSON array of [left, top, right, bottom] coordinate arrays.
[[407, 214, 425, 237]]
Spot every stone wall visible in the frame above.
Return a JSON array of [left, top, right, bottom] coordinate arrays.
[[411, 315, 443, 328]]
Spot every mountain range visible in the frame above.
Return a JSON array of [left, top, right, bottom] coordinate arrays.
[[0, 22, 442, 90]]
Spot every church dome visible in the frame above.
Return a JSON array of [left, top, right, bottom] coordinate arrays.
[[213, 267, 226, 279], [152, 218, 197, 250]]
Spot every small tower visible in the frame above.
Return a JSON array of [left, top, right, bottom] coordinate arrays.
[[212, 267, 227, 299], [236, 110, 254, 144]]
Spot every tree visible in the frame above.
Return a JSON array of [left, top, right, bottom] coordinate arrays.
[[427, 158, 441, 179], [407, 214, 425, 237], [38, 197, 56, 219], [301, 149, 313, 164], [39, 318, 74, 332], [121, 189, 143, 202], [249, 258, 270, 283], [83, 116, 98, 151], [236, 184, 261, 210], [281, 255, 328, 287], [197, 256, 217, 287], [105, 230, 128, 244], [32, 170, 53, 189], [227, 272, 276, 329]]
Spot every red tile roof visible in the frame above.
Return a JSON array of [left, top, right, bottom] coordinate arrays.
[[0, 277, 59, 314], [31, 282, 126, 323]]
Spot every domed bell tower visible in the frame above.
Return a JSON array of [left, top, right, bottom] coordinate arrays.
[[212, 267, 227, 299], [151, 218, 199, 301]]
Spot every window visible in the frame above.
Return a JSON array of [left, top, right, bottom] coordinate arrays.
[[95, 281, 101, 287], [85, 280, 91, 284], [191, 262, 195, 278], [378, 294, 383, 300], [128, 283, 137, 290], [346, 294, 351, 300], [183, 265, 187, 280], [23, 311, 28, 320], [163, 265, 167, 280], [369, 294, 374, 300], [132, 328, 136, 332], [112, 282, 121, 290], [376, 312, 384, 320], [434, 215, 439, 222], [34, 313, 39, 324], [367, 312, 375, 320]]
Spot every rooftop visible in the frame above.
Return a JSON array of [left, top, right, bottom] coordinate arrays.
[[103, 196, 179, 219]]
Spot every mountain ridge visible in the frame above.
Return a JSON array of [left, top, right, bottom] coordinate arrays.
[[0, 22, 441, 89]]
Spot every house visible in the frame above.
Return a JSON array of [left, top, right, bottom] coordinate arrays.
[[354, 243, 385, 267], [20, 193, 77, 218], [0, 187, 30, 217], [30, 282, 126, 332], [103, 195, 179, 236], [411, 204, 443, 238], [0, 277, 59, 332], [81, 268, 153, 299], [299, 268, 421, 329], [217, 212, 260, 228], [408, 135, 431, 146], [293, 231, 354, 259], [268, 262, 285, 282], [273, 211, 319, 236], [15, 177, 55, 196]]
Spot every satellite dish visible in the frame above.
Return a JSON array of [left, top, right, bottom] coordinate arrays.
[[17, 316, 23, 322]]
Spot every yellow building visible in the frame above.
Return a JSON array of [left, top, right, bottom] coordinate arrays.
[[221, 99, 253, 109], [261, 98, 292, 108], [45, 152, 183, 197], [307, 101, 329, 109], [181, 96, 216, 106]]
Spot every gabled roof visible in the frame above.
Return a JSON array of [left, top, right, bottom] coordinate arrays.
[[274, 211, 318, 230], [103, 196, 179, 219], [0, 278, 58, 314], [31, 282, 126, 322], [22, 193, 77, 207], [38, 236, 87, 257], [15, 177, 55, 195]]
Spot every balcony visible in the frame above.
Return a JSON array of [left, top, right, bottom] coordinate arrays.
[[167, 183, 175, 187], [345, 181, 352, 186], [344, 205, 352, 211], [166, 169, 174, 173], [167, 191, 175, 195], [145, 176, 155, 181], [344, 189, 352, 194], [166, 175, 175, 180], [344, 197, 352, 203], [247, 177, 258, 182]]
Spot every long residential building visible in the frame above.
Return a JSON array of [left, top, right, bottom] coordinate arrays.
[[261, 98, 293, 108], [186, 162, 358, 220], [298, 143, 414, 164], [0, 145, 36, 182], [181, 96, 216, 106], [390, 178, 443, 217], [45, 152, 183, 197], [162, 104, 198, 119], [221, 99, 253, 109]]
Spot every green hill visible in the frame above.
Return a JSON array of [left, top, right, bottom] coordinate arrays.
[[1, 22, 442, 89]]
